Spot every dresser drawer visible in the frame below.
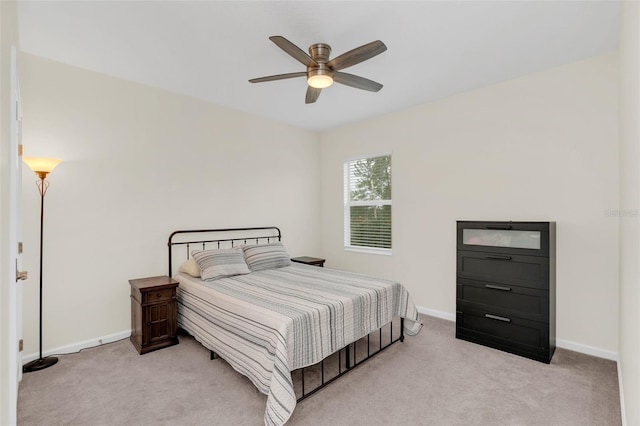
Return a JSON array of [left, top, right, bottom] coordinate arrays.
[[456, 308, 552, 362], [457, 278, 549, 322], [457, 250, 549, 290], [142, 288, 174, 304], [457, 221, 550, 257]]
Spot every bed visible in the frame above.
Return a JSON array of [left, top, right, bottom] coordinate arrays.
[[168, 227, 422, 426]]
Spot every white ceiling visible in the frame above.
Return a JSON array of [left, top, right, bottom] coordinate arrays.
[[17, 1, 621, 132]]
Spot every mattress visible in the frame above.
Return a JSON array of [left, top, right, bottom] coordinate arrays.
[[175, 263, 422, 426]]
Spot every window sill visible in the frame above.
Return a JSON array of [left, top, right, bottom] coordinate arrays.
[[344, 246, 392, 256]]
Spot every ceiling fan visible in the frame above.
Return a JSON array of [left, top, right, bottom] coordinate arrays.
[[249, 36, 387, 104]]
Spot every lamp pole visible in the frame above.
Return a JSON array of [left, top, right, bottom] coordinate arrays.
[[22, 159, 61, 373]]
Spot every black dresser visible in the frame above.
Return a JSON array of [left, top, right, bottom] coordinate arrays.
[[456, 221, 556, 363]]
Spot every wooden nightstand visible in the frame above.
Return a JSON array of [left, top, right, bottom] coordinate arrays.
[[291, 256, 326, 267], [129, 276, 179, 354]]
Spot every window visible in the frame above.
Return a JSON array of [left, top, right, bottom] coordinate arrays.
[[343, 154, 392, 253]]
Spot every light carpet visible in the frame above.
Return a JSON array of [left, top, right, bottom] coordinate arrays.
[[18, 316, 621, 425]]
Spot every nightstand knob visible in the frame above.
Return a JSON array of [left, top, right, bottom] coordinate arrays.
[[157, 293, 162, 298]]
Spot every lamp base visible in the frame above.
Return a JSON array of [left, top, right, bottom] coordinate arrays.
[[23, 356, 58, 373]]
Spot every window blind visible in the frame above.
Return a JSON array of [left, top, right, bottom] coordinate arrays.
[[344, 155, 392, 251]]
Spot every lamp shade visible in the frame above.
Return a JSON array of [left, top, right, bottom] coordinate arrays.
[[23, 157, 62, 178]]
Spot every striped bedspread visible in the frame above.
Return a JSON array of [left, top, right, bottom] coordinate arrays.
[[175, 263, 422, 426]]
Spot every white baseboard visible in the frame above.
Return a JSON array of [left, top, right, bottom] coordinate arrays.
[[22, 329, 131, 365], [416, 305, 456, 322], [23, 309, 454, 364], [416, 306, 619, 362], [617, 361, 627, 426], [555, 338, 618, 361]]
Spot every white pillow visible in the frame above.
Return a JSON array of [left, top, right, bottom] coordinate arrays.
[[178, 258, 201, 278], [191, 247, 251, 281]]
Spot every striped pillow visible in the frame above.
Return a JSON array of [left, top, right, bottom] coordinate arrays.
[[191, 247, 251, 281], [242, 242, 291, 271]]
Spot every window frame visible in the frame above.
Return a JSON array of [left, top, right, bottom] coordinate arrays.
[[343, 153, 392, 255]]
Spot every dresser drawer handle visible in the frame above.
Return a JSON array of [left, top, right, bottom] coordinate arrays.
[[485, 284, 511, 291], [485, 313, 511, 323], [157, 293, 162, 298], [485, 255, 512, 261]]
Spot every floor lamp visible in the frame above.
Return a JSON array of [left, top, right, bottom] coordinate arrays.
[[22, 157, 62, 373]]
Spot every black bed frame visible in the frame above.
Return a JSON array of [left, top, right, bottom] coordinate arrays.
[[168, 226, 404, 402]]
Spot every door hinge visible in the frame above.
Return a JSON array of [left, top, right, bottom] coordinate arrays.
[[18, 144, 23, 156], [18, 242, 23, 254], [18, 339, 23, 352]]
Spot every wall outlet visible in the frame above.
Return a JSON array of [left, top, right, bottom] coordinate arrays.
[[18, 339, 23, 352]]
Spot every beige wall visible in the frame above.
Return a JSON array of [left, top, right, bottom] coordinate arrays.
[[320, 54, 620, 355], [18, 43, 626, 407], [19, 53, 321, 356], [618, 1, 640, 424]]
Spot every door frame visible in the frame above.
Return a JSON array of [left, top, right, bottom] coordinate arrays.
[[0, 44, 22, 426]]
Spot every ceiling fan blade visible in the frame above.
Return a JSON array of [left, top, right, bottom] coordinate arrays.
[[305, 86, 322, 104], [249, 72, 306, 83], [269, 36, 318, 67], [333, 72, 383, 92], [327, 40, 387, 71]]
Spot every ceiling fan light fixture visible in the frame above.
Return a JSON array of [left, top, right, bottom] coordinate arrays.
[[307, 73, 333, 89], [250, 36, 387, 103]]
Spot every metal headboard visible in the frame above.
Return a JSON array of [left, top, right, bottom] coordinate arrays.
[[167, 226, 282, 276]]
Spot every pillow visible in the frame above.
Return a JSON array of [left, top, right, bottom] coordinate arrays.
[[178, 258, 201, 278], [191, 247, 251, 281], [242, 242, 291, 271]]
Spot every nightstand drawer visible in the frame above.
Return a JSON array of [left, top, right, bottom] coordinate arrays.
[[457, 278, 549, 322], [457, 250, 549, 290], [143, 288, 174, 304]]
